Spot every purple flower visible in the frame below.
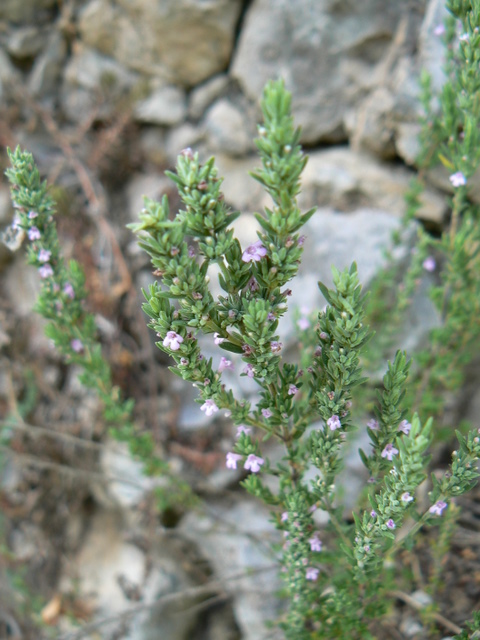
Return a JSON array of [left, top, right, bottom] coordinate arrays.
[[244, 454, 264, 473], [422, 256, 436, 272], [63, 282, 75, 299], [327, 415, 341, 431], [201, 399, 219, 417], [270, 341, 283, 353], [261, 408, 273, 419], [429, 500, 447, 516], [243, 363, 255, 378], [236, 425, 251, 438], [213, 332, 224, 345], [370, 510, 377, 518], [70, 338, 83, 353], [449, 171, 467, 187], [381, 443, 399, 461], [288, 384, 298, 396], [367, 419, 379, 430], [38, 263, 53, 278], [28, 226, 41, 241], [398, 419, 411, 435], [218, 357, 234, 373], [297, 317, 310, 330], [306, 567, 319, 581], [226, 452, 242, 469], [281, 511, 288, 522], [309, 534, 322, 552], [401, 492, 414, 503], [163, 331, 184, 351], [28, 211, 38, 219], [433, 24, 445, 36], [180, 147, 194, 159], [298, 235, 306, 247], [38, 248, 51, 263], [242, 240, 267, 263], [386, 519, 396, 530]]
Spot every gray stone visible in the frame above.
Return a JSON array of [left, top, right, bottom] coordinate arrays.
[[212, 154, 267, 211], [189, 74, 229, 120], [138, 127, 168, 168], [232, 0, 407, 144], [126, 173, 172, 223], [78, 0, 243, 86], [29, 31, 67, 96], [135, 84, 187, 126], [204, 99, 253, 156], [6, 26, 48, 58], [0, 0, 56, 23], [0, 47, 20, 100]]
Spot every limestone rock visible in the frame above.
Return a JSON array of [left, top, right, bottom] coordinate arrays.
[[29, 31, 67, 96], [6, 26, 48, 58], [78, 0, 243, 86], [204, 99, 252, 156], [0, 0, 56, 23], [135, 84, 187, 126], [189, 74, 229, 120], [232, 0, 407, 144]]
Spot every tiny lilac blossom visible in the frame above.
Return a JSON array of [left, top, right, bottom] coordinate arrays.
[[297, 317, 310, 330], [288, 384, 298, 396], [327, 415, 341, 431], [163, 331, 184, 351], [28, 211, 38, 219], [270, 341, 283, 353], [243, 363, 255, 378], [38, 264, 53, 278], [398, 419, 411, 435], [429, 500, 448, 516], [201, 399, 219, 417], [433, 24, 445, 36], [449, 171, 467, 187], [218, 357, 234, 373], [306, 567, 319, 581], [386, 519, 396, 530], [281, 512, 288, 522], [63, 283, 75, 299], [226, 452, 243, 469], [38, 248, 51, 263], [242, 240, 267, 263], [244, 454, 264, 473], [381, 443, 399, 461], [367, 419, 379, 430], [261, 408, 273, 418], [235, 425, 251, 438], [213, 332, 224, 345], [370, 510, 377, 518], [70, 339, 83, 353], [422, 256, 436, 272], [28, 226, 41, 241], [309, 534, 322, 552], [401, 492, 414, 503]]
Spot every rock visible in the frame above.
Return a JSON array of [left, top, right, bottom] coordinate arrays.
[[0, 46, 20, 100], [6, 26, 48, 58], [126, 173, 172, 223], [138, 127, 168, 169], [0, 0, 56, 23], [204, 99, 252, 156], [78, 0, 243, 86], [395, 122, 422, 165], [61, 45, 139, 121], [189, 74, 229, 120], [29, 31, 67, 96], [298, 147, 446, 223], [348, 87, 397, 159], [135, 84, 187, 126], [180, 498, 283, 640], [214, 154, 267, 211], [232, 0, 408, 144]]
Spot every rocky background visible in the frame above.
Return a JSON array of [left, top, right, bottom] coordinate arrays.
[[0, 1, 479, 639]]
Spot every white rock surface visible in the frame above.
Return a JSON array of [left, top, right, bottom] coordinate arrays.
[[135, 84, 187, 127]]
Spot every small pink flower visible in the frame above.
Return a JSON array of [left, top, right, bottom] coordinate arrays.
[[242, 240, 267, 263], [429, 500, 447, 516], [218, 357, 234, 373], [459, 33, 470, 42], [180, 147, 194, 159], [433, 24, 445, 36], [244, 454, 264, 473], [422, 256, 436, 272], [28, 211, 38, 219], [288, 384, 298, 396], [370, 510, 377, 518], [38, 248, 51, 263], [327, 415, 341, 431], [70, 339, 83, 353], [226, 452, 242, 469], [381, 443, 399, 461], [201, 399, 219, 417], [267, 312, 275, 321], [306, 567, 319, 581], [28, 226, 41, 241], [163, 331, 184, 351], [261, 408, 273, 418], [235, 425, 251, 438], [297, 317, 310, 330], [367, 419, 379, 430], [38, 263, 53, 278], [386, 519, 396, 530], [401, 492, 414, 503], [213, 332, 224, 345], [63, 282, 75, 299], [243, 363, 255, 378], [309, 534, 322, 552], [281, 511, 288, 522], [449, 171, 467, 187], [270, 341, 283, 353], [398, 419, 411, 435]]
